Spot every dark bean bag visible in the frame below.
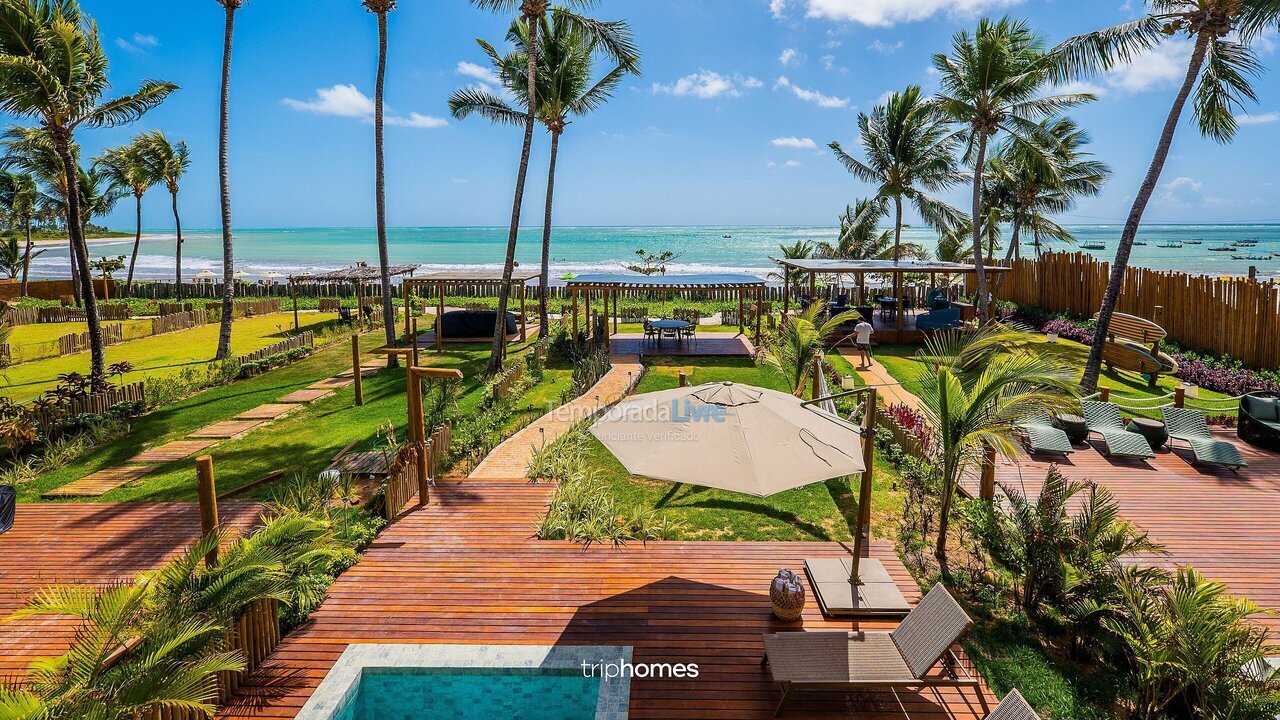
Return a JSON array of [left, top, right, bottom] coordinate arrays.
[[0, 485, 14, 535], [439, 310, 518, 339]]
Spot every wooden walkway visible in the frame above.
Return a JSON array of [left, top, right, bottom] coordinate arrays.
[[220, 477, 995, 719], [0, 502, 262, 676], [972, 431, 1280, 637]]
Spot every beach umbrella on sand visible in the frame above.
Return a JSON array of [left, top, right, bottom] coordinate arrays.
[[590, 381, 909, 616], [264, 271, 285, 279], [193, 269, 216, 282]]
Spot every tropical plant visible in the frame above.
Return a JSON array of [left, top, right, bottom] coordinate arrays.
[[94, 139, 157, 295], [622, 247, 680, 276], [1053, 1, 1280, 393], [1, 126, 85, 303], [0, 170, 38, 293], [0, 231, 21, 278], [935, 222, 975, 264], [830, 84, 967, 264], [1104, 567, 1280, 720], [0, 0, 174, 375], [137, 130, 191, 297], [214, 0, 245, 361], [769, 239, 813, 296], [450, 11, 637, 338], [467, 0, 639, 375], [362, 0, 399, 367], [932, 17, 1093, 320], [819, 198, 895, 260], [761, 302, 861, 396], [911, 323, 1077, 577]]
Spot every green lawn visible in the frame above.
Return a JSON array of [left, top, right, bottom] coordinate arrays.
[[25, 334, 564, 502], [2, 312, 340, 403], [579, 355, 902, 542]]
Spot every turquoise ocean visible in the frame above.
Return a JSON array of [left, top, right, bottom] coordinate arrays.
[[32, 224, 1280, 282]]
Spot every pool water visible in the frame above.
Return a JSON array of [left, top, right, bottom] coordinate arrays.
[[336, 669, 603, 720]]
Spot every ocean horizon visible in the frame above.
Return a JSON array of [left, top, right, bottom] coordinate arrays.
[[32, 223, 1280, 282]]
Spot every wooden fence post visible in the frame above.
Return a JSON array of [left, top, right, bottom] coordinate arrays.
[[979, 446, 997, 503], [1099, 387, 1110, 402], [351, 335, 363, 406], [1174, 386, 1185, 408], [195, 455, 219, 567], [411, 318, 420, 367], [678, 371, 688, 388]]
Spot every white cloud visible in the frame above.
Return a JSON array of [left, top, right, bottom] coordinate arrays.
[[451, 178, 469, 184], [771, 136, 818, 149], [1236, 111, 1280, 125], [283, 84, 446, 128], [1053, 80, 1109, 98], [821, 54, 835, 70], [774, 76, 850, 108], [823, 40, 842, 49], [769, 0, 789, 19], [867, 39, 904, 53], [1158, 176, 1203, 205], [116, 32, 159, 54], [1102, 40, 1190, 93], [779, 48, 801, 66], [456, 61, 499, 87], [652, 71, 760, 99], [802, 0, 1022, 27], [784, 159, 802, 168]]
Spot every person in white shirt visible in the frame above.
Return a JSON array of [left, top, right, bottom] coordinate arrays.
[[852, 318, 874, 368]]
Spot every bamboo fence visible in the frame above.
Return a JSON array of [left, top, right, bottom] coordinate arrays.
[[1, 304, 131, 325], [234, 331, 314, 366], [151, 310, 209, 335], [28, 381, 146, 434], [57, 323, 124, 355]]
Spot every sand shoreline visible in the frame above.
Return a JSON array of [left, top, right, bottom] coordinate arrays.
[[30, 233, 172, 249]]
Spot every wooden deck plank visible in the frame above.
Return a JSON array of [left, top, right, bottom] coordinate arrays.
[[278, 388, 334, 404], [190, 419, 266, 439], [42, 465, 158, 498], [126, 439, 219, 464], [236, 403, 301, 421]]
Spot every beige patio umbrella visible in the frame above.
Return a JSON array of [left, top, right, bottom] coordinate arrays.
[[590, 380, 908, 617]]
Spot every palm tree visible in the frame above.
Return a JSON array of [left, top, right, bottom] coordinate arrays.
[[912, 324, 1076, 578], [761, 302, 862, 396], [137, 131, 191, 298], [0, 171, 38, 295], [767, 238, 813, 298], [450, 13, 636, 339], [829, 85, 966, 263], [468, 0, 639, 375], [2, 126, 85, 303], [214, 0, 245, 361], [935, 223, 975, 265], [94, 140, 157, 296], [0, 0, 174, 375], [819, 199, 896, 260], [363, 0, 399, 367], [1054, 1, 1280, 393], [932, 17, 1093, 321]]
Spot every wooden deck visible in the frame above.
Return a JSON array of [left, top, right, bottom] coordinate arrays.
[[609, 332, 758, 357], [220, 477, 994, 719], [0, 502, 262, 676], [971, 430, 1280, 637]]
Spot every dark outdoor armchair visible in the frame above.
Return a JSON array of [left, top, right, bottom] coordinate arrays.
[[1239, 392, 1280, 452]]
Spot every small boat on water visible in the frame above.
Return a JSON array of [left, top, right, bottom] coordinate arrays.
[[1233, 240, 1258, 247], [1133, 240, 1147, 246], [1081, 241, 1106, 250], [1209, 244, 1235, 252], [1184, 239, 1202, 245], [1232, 255, 1270, 261], [1157, 241, 1183, 249], [723, 234, 732, 239]]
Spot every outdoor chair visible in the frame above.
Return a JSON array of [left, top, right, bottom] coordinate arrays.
[[1017, 412, 1075, 456], [0, 485, 14, 535], [1238, 392, 1280, 452], [1162, 407, 1247, 470], [1080, 401, 1156, 459], [337, 307, 354, 324], [642, 320, 658, 345], [681, 320, 698, 346], [762, 584, 980, 717]]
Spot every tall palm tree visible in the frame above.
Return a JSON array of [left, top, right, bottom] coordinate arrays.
[[761, 302, 862, 396], [818, 199, 896, 260], [468, 0, 639, 375], [450, 13, 636, 339], [1054, 1, 1280, 393], [829, 85, 967, 262], [2, 126, 84, 303], [912, 324, 1076, 577], [932, 17, 1093, 321], [137, 130, 191, 298], [214, 0, 245, 361], [0, 171, 38, 295], [94, 140, 157, 296], [363, 0, 399, 367], [0, 0, 174, 375], [767, 238, 813, 297]]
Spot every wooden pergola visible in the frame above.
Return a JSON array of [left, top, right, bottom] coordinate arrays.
[[286, 262, 420, 330], [402, 270, 539, 353], [774, 258, 1012, 339], [564, 273, 768, 341]]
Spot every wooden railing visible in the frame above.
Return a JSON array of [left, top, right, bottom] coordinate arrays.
[[235, 331, 314, 366], [384, 423, 453, 522], [996, 251, 1280, 369]]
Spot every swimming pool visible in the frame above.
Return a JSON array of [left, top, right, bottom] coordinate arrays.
[[297, 644, 632, 720]]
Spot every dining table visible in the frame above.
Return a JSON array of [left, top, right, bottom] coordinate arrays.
[[649, 318, 690, 347]]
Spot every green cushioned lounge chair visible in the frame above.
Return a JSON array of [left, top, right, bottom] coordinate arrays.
[[1081, 401, 1156, 459], [1018, 413, 1075, 456], [1161, 407, 1247, 470]]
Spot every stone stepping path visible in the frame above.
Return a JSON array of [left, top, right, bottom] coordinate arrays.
[[335, 364, 383, 379], [126, 439, 218, 464], [279, 388, 333, 403], [236, 404, 300, 421], [190, 419, 265, 439], [43, 465, 156, 498], [309, 376, 356, 390]]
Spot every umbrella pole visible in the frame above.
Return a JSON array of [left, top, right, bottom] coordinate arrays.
[[850, 388, 877, 615]]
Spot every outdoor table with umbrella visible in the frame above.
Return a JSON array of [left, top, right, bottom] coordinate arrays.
[[590, 381, 910, 617]]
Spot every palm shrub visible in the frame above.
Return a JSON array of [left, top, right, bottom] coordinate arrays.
[[912, 323, 1077, 578], [760, 302, 861, 396]]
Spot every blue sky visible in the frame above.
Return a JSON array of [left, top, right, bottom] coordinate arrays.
[[71, 0, 1280, 230]]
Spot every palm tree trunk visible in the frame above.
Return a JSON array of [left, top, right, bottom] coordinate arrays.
[[55, 140, 105, 375], [487, 14, 541, 376], [969, 133, 990, 322], [539, 129, 561, 338], [214, 4, 237, 361], [373, 8, 398, 369], [20, 216, 32, 297], [172, 189, 184, 301], [934, 382, 952, 579], [893, 194, 903, 313], [68, 233, 81, 305], [125, 192, 142, 296], [991, 214, 1021, 299], [1081, 33, 1210, 393]]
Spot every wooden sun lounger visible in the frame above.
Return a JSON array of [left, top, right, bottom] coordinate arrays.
[[1081, 401, 1155, 459], [762, 584, 980, 716], [1018, 412, 1075, 456], [1162, 407, 1247, 471]]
